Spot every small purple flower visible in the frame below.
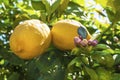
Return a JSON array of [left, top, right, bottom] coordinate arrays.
[[88, 40, 93, 45], [80, 39, 88, 47], [74, 36, 98, 47], [92, 40, 98, 46], [79, 35, 83, 40], [88, 40, 98, 46], [74, 37, 82, 46]]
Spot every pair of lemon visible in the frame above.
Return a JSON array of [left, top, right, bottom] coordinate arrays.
[[9, 19, 91, 59]]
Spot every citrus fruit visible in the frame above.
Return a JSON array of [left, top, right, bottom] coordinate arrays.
[[9, 19, 51, 59], [51, 19, 91, 50]]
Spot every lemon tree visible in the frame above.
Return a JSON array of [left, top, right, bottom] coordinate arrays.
[[0, 0, 120, 80]]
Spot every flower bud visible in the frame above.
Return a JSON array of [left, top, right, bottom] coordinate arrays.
[[88, 40, 98, 46], [74, 37, 82, 46], [79, 35, 83, 40], [88, 40, 93, 45], [80, 39, 88, 47], [91, 40, 98, 46]]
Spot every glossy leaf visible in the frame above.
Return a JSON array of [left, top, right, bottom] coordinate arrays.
[[93, 44, 110, 50]]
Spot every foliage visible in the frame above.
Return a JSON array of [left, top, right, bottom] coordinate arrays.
[[0, 0, 120, 80]]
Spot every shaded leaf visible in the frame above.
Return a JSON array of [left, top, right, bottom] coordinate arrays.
[[85, 67, 99, 80], [68, 57, 82, 71], [106, 7, 116, 22], [8, 72, 19, 80], [96, 67, 111, 80], [114, 54, 120, 65], [113, 0, 120, 12], [111, 73, 120, 80]]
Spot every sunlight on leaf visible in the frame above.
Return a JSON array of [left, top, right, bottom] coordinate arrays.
[[95, 0, 108, 7], [71, 0, 85, 7]]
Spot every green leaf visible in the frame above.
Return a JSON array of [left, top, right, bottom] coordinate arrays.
[[28, 53, 65, 80], [51, 0, 61, 14], [13, 14, 30, 27], [114, 10, 120, 22], [114, 54, 120, 65], [85, 67, 99, 80], [56, 0, 69, 16], [103, 54, 114, 68], [96, 67, 111, 80], [42, 0, 51, 14], [68, 57, 82, 72], [8, 72, 19, 80], [71, 0, 85, 7], [31, 0, 46, 10], [0, 0, 9, 6], [0, 75, 4, 80], [111, 73, 120, 80], [40, 11, 47, 22], [81, 56, 89, 65], [102, 49, 114, 54], [113, 0, 120, 12], [107, 0, 120, 22], [114, 49, 120, 54], [107, 0, 114, 8], [71, 47, 81, 55], [106, 7, 116, 22], [92, 51, 114, 68], [92, 51, 106, 65], [93, 44, 110, 50], [95, 0, 108, 7]]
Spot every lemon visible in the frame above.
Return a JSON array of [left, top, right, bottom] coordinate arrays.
[[51, 19, 91, 50], [9, 19, 51, 59]]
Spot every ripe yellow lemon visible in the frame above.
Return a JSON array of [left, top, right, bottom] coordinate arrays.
[[9, 19, 51, 59], [51, 19, 91, 50]]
